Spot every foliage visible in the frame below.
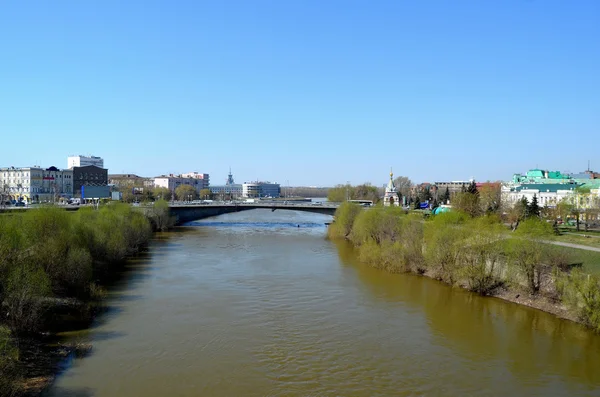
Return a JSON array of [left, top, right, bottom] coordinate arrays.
[[527, 194, 540, 218], [513, 217, 554, 238], [0, 326, 19, 396], [351, 207, 404, 245], [393, 175, 413, 197], [0, 205, 152, 333], [456, 220, 505, 295], [451, 192, 481, 217], [175, 184, 198, 201], [327, 183, 380, 203], [424, 216, 467, 283], [440, 187, 450, 204], [478, 183, 501, 214], [152, 187, 172, 201], [199, 188, 212, 200], [556, 270, 600, 332], [149, 199, 176, 231], [327, 202, 362, 239]]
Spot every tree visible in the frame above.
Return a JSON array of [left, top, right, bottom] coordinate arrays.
[[152, 187, 172, 202], [353, 183, 380, 203], [441, 187, 450, 204], [327, 184, 352, 202], [199, 188, 212, 200], [466, 181, 478, 195], [527, 194, 540, 218], [393, 176, 413, 197], [452, 192, 481, 217], [478, 183, 501, 214], [175, 185, 197, 201]]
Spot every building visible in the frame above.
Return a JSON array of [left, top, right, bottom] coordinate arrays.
[[242, 181, 281, 198], [1, 165, 73, 203], [68, 155, 104, 169], [109, 174, 154, 188], [434, 180, 474, 194], [210, 168, 242, 198], [72, 166, 108, 197], [383, 170, 400, 207], [502, 183, 580, 209], [180, 172, 210, 189], [154, 174, 209, 195]]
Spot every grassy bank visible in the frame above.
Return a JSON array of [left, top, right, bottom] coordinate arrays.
[[329, 203, 600, 333], [0, 203, 156, 395]]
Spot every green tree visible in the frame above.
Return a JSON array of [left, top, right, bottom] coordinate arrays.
[[327, 184, 352, 202], [441, 187, 450, 204], [452, 192, 481, 217], [527, 194, 540, 218], [152, 187, 172, 201], [466, 181, 478, 195], [199, 188, 212, 200], [175, 185, 197, 201]]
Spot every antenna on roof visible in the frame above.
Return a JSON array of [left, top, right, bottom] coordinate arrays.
[[588, 160, 591, 172]]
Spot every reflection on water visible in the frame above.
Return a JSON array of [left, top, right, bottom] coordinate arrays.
[[46, 210, 600, 396]]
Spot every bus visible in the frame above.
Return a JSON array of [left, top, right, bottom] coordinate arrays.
[[348, 199, 373, 207]]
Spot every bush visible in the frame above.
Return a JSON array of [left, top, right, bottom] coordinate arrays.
[[0, 326, 19, 396], [457, 220, 505, 295], [557, 270, 600, 332], [424, 219, 466, 283], [351, 206, 404, 245], [328, 202, 362, 239]]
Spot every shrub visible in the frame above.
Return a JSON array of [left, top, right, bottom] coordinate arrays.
[[0, 326, 19, 396], [328, 202, 362, 239], [557, 270, 600, 332]]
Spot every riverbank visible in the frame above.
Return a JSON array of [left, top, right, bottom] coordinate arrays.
[[328, 203, 600, 333], [0, 203, 161, 396]]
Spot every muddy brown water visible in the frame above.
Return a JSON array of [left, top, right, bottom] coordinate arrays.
[[45, 210, 600, 396]]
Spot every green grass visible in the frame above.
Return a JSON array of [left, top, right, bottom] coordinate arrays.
[[544, 244, 600, 274], [550, 234, 600, 249]]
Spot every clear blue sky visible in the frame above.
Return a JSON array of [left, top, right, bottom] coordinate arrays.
[[1, 1, 598, 187]]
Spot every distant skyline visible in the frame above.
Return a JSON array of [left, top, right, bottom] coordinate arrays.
[[1, 1, 598, 186]]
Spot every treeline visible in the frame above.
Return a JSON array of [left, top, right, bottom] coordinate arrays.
[[327, 183, 381, 203], [0, 204, 156, 395], [328, 203, 600, 332]]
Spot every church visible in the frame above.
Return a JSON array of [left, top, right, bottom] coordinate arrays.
[[384, 170, 401, 207]]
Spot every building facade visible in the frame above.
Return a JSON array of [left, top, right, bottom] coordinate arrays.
[[154, 174, 209, 195], [68, 155, 104, 169], [242, 182, 281, 198], [109, 174, 154, 188], [1, 166, 73, 203], [181, 172, 210, 189], [73, 166, 109, 197], [383, 171, 400, 207]]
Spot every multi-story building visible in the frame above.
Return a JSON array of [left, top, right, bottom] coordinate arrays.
[[242, 181, 281, 198], [209, 169, 242, 198], [68, 155, 104, 169], [72, 165, 108, 197], [434, 180, 474, 194], [109, 174, 154, 188], [0, 166, 73, 203], [154, 174, 209, 195], [181, 172, 210, 189]]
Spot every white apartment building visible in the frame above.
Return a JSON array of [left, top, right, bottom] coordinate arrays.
[[68, 155, 104, 169], [180, 172, 210, 189], [242, 182, 281, 198], [154, 174, 209, 195], [1, 166, 74, 203]]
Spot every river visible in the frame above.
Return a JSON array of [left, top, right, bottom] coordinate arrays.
[[46, 209, 600, 396]]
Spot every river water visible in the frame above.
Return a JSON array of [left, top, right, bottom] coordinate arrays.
[[46, 210, 600, 396]]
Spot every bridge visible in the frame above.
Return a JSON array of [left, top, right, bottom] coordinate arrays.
[[0, 202, 340, 226], [168, 202, 338, 225]]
